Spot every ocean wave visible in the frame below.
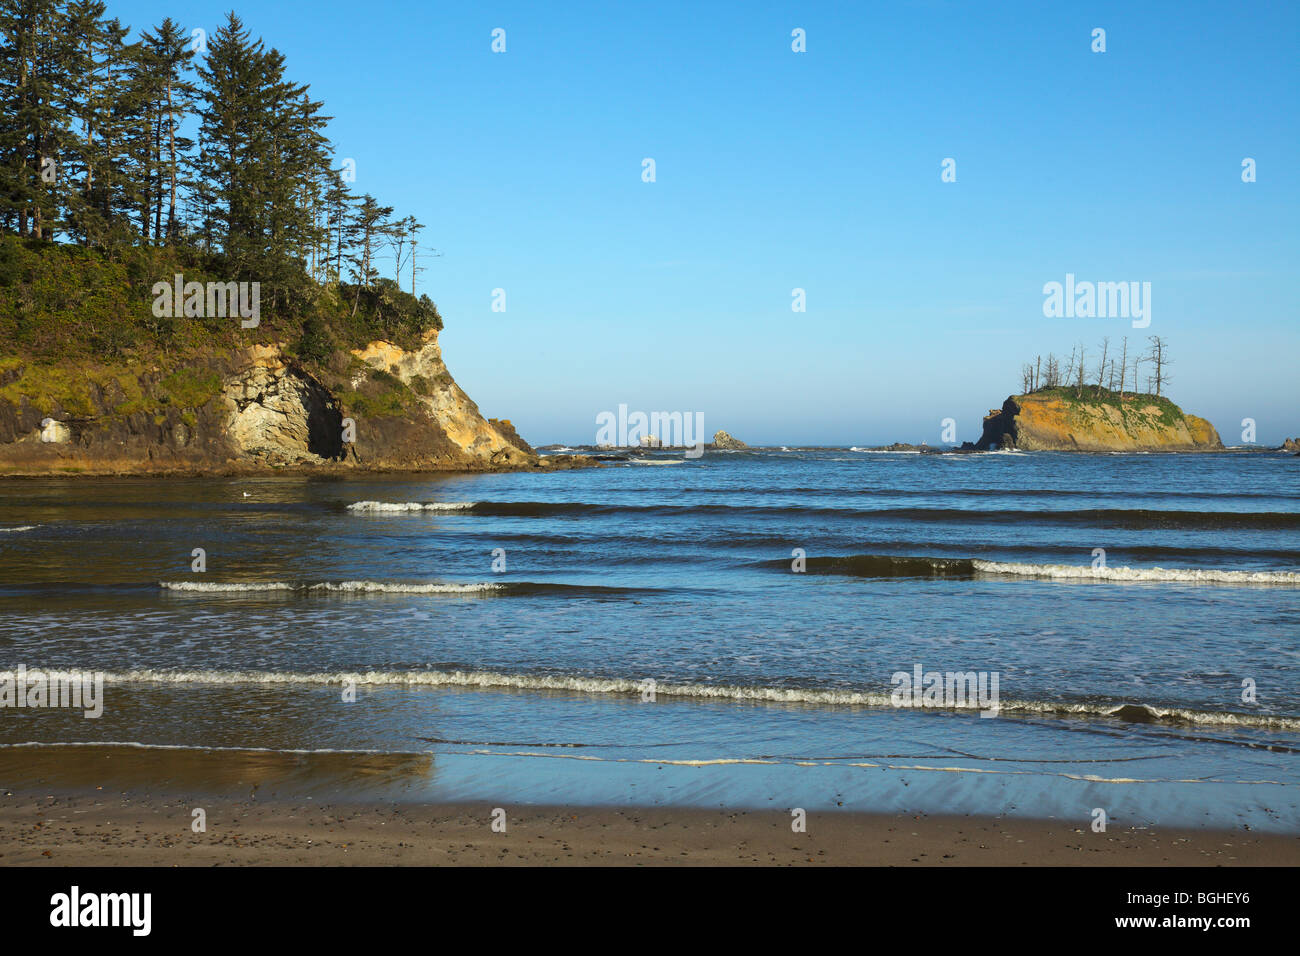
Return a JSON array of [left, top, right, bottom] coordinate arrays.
[[971, 560, 1300, 585], [160, 581, 295, 592], [160, 580, 502, 594], [77, 667, 1300, 731], [309, 581, 504, 594], [346, 501, 475, 512], [339, 499, 1300, 530], [601, 485, 1300, 501], [0, 525, 37, 533], [788, 555, 978, 578], [780, 553, 1300, 586], [156, 579, 663, 598]]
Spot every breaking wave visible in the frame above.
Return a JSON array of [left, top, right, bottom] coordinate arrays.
[[346, 501, 476, 513], [160, 580, 503, 594], [83, 667, 1300, 731], [774, 554, 1300, 585], [157, 580, 672, 598], [971, 560, 1300, 586]]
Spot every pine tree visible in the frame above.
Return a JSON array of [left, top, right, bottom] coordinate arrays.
[[0, 0, 75, 239], [192, 13, 263, 270], [139, 17, 193, 243], [346, 193, 393, 315]]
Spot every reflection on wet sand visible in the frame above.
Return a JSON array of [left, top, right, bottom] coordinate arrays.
[[0, 744, 435, 801]]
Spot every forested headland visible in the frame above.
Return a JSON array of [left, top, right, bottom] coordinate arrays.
[[1, 3, 436, 365]]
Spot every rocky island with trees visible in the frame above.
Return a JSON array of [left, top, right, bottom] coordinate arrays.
[[973, 337, 1223, 452]]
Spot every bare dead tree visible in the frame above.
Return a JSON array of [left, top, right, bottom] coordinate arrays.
[[1075, 342, 1087, 395], [1117, 337, 1129, 398], [1045, 353, 1060, 388], [1096, 336, 1109, 388], [1146, 335, 1170, 395], [1021, 363, 1034, 394]]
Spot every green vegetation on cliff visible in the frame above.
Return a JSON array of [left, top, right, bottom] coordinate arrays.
[[1016, 385, 1186, 430], [0, 233, 441, 361], [977, 385, 1221, 451], [0, 231, 441, 420], [2, 3, 444, 399]]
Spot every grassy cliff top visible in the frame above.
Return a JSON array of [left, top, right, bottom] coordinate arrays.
[[0, 234, 442, 368], [1013, 385, 1189, 427]]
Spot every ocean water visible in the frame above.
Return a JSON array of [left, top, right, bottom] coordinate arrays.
[[1, 450, 1298, 830]]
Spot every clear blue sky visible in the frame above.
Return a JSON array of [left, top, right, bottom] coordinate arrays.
[[116, 0, 1298, 445]]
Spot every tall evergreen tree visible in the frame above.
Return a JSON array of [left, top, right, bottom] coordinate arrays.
[[192, 12, 263, 270], [0, 0, 76, 239], [0, 1, 427, 335]]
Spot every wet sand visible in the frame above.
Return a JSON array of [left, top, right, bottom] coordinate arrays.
[[2, 744, 1295, 866], [3, 793, 1297, 866]]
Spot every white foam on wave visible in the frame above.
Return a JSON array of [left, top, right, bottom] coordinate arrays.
[[346, 501, 476, 512], [626, 459, 685, 466], [309, 581, 503, 594], [0, 525, 37, 533], [161, 581, 294, 592], [78, 667, 1300, 731], [161, 580, 502, 594], [90, 667, 900, 706], [972, 559, 1300, 586]]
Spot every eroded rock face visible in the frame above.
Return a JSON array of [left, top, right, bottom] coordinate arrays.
[[351, 331, 534, 467], [976, 393, 1223, 452], [0, 330, 583, 475], [223, 346, 343, 464]]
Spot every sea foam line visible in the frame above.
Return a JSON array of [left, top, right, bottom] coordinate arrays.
[[972, 560, 1300, 585], [346, 501, 476, 513], [451, 749, 1291, 786], [159, 581, 503, 594], [77, 668, 1300, 731], [0, 741, 1289, 788]]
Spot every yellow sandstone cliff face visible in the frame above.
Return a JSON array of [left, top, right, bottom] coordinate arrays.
[[350, 330, 533, 468], [977, 391, 1222, 452]]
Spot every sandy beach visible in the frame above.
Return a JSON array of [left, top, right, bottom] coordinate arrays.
[[3, 791, 1297, 867]]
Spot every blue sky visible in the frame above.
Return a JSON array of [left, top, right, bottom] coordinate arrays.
[[115, 0, 1298, 444]]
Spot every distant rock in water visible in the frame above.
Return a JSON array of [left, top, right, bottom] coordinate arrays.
[[711, 430, 748, 450], [1282, 437, 1300, 453], [973, 387, 1222, 452]]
